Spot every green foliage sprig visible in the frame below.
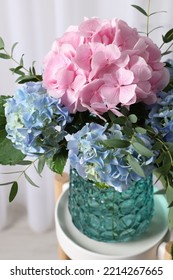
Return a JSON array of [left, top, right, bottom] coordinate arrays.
[[0, 37, 42, 83], [132, 1, 173, 56]]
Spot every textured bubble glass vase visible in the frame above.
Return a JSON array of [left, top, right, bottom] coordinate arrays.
[[68, 169, 154, 242]]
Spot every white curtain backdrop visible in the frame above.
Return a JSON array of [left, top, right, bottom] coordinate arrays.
[[0, 0, 173, 232]]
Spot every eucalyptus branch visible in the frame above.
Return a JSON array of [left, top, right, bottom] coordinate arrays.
[[0, 37, 42, 83], [3, 47, 29, 73]]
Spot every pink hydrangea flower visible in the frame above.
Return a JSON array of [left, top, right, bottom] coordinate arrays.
[[43, 18, 170, 116]]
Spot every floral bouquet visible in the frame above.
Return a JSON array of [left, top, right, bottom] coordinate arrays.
[[0, 2, 173, 230]]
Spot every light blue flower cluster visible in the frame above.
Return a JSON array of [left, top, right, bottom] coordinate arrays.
[[5, 82, 71, 156], [148, 90, 173, 142], [67, 122, 155, 191]]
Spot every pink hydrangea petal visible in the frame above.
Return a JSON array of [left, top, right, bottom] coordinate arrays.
[[115, 53, 129, 68], [150, 68, 170, 91], [58, 31, 83, 49], [80, 80, 104, 104], [110, 108, 123, 116], [90, 93, 108, 112], [90, 51, 107, 79], [131, 64, 152, 81], [56, 67, 75, 89], [79, 18, 101, 37], [144, 37, 161, 62], [59, 43, 76, 58], [133, 38, 147, 53], [116, 68, 134, 86], [75, 45, 91, 71], [113, 19, 139, 50], [105, 44, 121, 61], [93, 25, 115, 44], [136, 82, 151, 100], [71, 72, 87, 91], [99, 85, 119, 105], [119, 84, 136, 105], [43, 54, 66, 89], [142, 93, 157, 105]]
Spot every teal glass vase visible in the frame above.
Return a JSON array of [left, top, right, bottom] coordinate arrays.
[[68, 169, 154, 242]]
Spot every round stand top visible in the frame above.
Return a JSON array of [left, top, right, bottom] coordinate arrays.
[[55, 185, 169, 260]]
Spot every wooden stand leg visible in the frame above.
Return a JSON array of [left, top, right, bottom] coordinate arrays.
[[54, 172, 70, 260], [164, 241, 173, 260]]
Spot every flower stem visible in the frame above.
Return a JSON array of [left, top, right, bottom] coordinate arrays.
[[165, 42, 173, 53], [146, 0, 151, 36]]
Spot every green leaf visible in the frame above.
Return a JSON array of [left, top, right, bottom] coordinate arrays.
[[0, 133, 25, 165], [152, 141, 163, 150], [154, 172, 167, 189], [11, 42, 18, 56], [113, 116, 127, 125], [24, 172, 39, 188], [95, 182, 109, 189], [168, 207, 173, 230], [161, 51, 173, 57], [166, 185, 173, 206], [0, 181, 16, 186], [108, 111, 117, 122], [0, 37, 4, 49], [0, 171, 22, 175], [131, 5, 148, 16], [9, 181, 18, 202], [162, 28, 173, 43], [16, 160, 32, 165], [46, 149, 68, 175], [127, 154, 145, 177], [165, 143, 173, 155], [37, 155, 46, 175], [149, 11, 167, 16], [0, 53, 11, 59], [132, 142, 154, 157], [20, 54, 24, 66], [0, 95, 8, 129], [102, 138, 130, 148], [148, 26, 163, 35], [154, 189, 166, 195], [0, 129, 6, 142], [128, 114, 137, 123], [155, 163, 171, 175], [16, 74, 42, 83], [135, 127, 146, 134], [53, 154, 67, 175], [122, 126, 133, 137], [168, 201, 173, 208], [10, 66, 25, 76]]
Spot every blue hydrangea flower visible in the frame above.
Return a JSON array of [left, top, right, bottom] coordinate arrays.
[[5, 82, 71, 156], [148, 90, 173, 142], [67, 123, 155, 191]]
